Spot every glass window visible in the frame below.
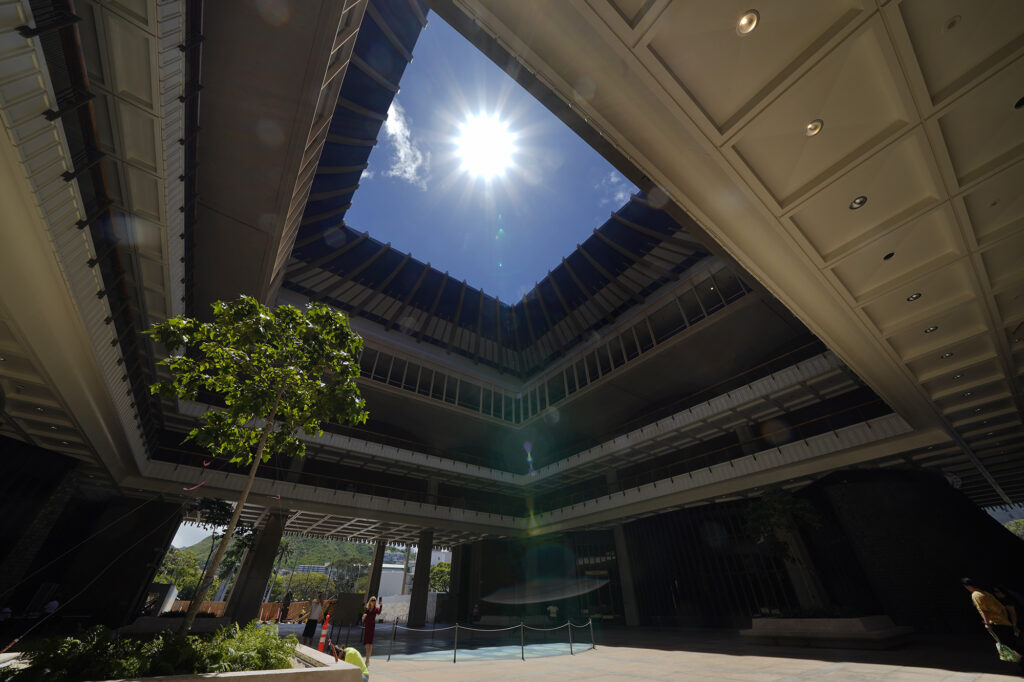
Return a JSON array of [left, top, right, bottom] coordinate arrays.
[[609, 337, 625, 367], [417, 368, 432, 396], [621, 330, 639, 360], [649, 302, 685, 343], [548, 375, 566, 404], [597, 346, 612, 375], [458, 382, 480, 410], [444, 377, 457, 404], [565, 368, 577, 394], [403, 363, 420, 391], [678, 288, 705, 324], [482, 388, 493, 415], [575, 360, 589, 387], [431, 372, 445, 400], [360, 348, 378, 378], [388, 358, 406, 387], [585, 352, 600, 381], [634, 321, 653, 351], [372, 353, 392, 382]]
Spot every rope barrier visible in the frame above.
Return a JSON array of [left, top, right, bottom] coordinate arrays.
[[395, 624, 457, 631], [522, 623, 569, 632]]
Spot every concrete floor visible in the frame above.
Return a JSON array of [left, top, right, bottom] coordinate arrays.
[[301, 626, 1024, 681]]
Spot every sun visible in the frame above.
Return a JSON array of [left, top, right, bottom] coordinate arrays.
[[455, 114, 516, 179]]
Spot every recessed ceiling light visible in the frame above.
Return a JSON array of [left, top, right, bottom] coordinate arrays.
[[49, 425, 58, 431], [952, 374, 963, 380], [974, 408, 983, 413], [35, 407, 44, 413], [709, 286, 715, 291], [805, 119, 823, 137], [883, 252, 895, 260], [60, 441, 69, 446], [1015, 96, 1024, 111], [989, 199, 1000, 208], [962, 391, 973, 397], [943, 15, 961, 31], [986, 432, 994, 436], [736, 10, 759, 35], [924, 326, 938, 334], [906, 293, 922, 302], [849, 195, 868, 210], [941, 352, 954, 359]]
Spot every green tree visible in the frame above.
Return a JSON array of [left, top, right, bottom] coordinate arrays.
[[429, 561, 451, 592], [1006, 519, 1024, 540], [272, 571, 331, 601], [154, 548, 220, 601], [147, 296, 368, 631]]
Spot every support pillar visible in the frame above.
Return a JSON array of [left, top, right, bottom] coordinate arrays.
[[612, 524, 640, 626], [225, 513, 285, 624], [448, 544, 464, 623], [777, 520, 828, 610], [468, 540, 483, 621], [365, 539, 386, 600], [407, 529, 433, 626]]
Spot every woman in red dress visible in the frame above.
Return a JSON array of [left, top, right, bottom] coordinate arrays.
[[360, 596, 382, 662]]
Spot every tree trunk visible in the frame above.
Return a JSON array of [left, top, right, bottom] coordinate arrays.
[[179, 391, 284, 633]]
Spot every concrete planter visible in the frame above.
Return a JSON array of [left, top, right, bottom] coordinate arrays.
[[7, 644, 361, 682], [740, 615, 913, 649]]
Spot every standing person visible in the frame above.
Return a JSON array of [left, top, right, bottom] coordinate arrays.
[[546, 603, 559, 624], [279, 590, 293, 623], [302, 593, 325, 647], [994, 586, 1022, 637], [962, 578, 1024, 672], [360, 595, 382, 664]]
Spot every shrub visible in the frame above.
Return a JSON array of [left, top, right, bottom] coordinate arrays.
[[3, 622, 296, 682]]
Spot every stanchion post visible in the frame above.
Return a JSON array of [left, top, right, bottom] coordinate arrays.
[[453, 623, 459, 664], [590, 618, 595, 650], [520, 621, 525, 661], [568, 620, 574, 655], [387, 619, 397, 661]]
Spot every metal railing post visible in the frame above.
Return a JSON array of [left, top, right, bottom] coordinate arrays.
[[387, 620, 397, 661], [568, 619, 573, 655], [520, 621, 524, 661], [590, 618, 595, 650], [453, 623, 459, 663]]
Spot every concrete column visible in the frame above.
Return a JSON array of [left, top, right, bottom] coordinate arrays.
[[468, 540, 483, 620], [225, 513, 285, 624], [448, 544, 464, 623], [612, 524, 640, 626], [777, 521, 828, 610], [0, 465, 77, 594], [407, 529, 434, 626], [365, 539, 386, 599]]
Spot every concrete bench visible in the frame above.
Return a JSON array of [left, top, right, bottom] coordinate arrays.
[[740, 615, 913, 649]]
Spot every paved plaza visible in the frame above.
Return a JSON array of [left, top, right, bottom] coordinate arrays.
[[343, 628, 1023, 681]]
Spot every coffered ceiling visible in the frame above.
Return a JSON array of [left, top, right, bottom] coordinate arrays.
[[441, 0, 1024, 505]]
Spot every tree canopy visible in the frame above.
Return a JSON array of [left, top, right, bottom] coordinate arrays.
[[148, 296, 368, 465], [429, 561, 451, 592]]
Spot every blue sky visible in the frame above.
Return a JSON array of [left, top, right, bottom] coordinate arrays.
[[344, 14, 637, 303]]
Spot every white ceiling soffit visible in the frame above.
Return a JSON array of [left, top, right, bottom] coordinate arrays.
[[450, 0, 1024, 503]]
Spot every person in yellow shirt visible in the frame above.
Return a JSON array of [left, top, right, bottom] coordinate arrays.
[[962, 578, 1024, 672]]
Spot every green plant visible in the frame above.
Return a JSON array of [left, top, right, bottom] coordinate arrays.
[[147, 296, 368, 631], [203, 622, 297, 673], [4, 622, 296, 682], [430, 561, 451, 592]]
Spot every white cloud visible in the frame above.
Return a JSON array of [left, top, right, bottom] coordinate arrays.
[[596, 171, 633, 207], [382, 101, 430, 189], [361, 169, 375, 180]]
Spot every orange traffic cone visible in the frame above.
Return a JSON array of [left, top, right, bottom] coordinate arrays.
[[317, 613, 330, 652]]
